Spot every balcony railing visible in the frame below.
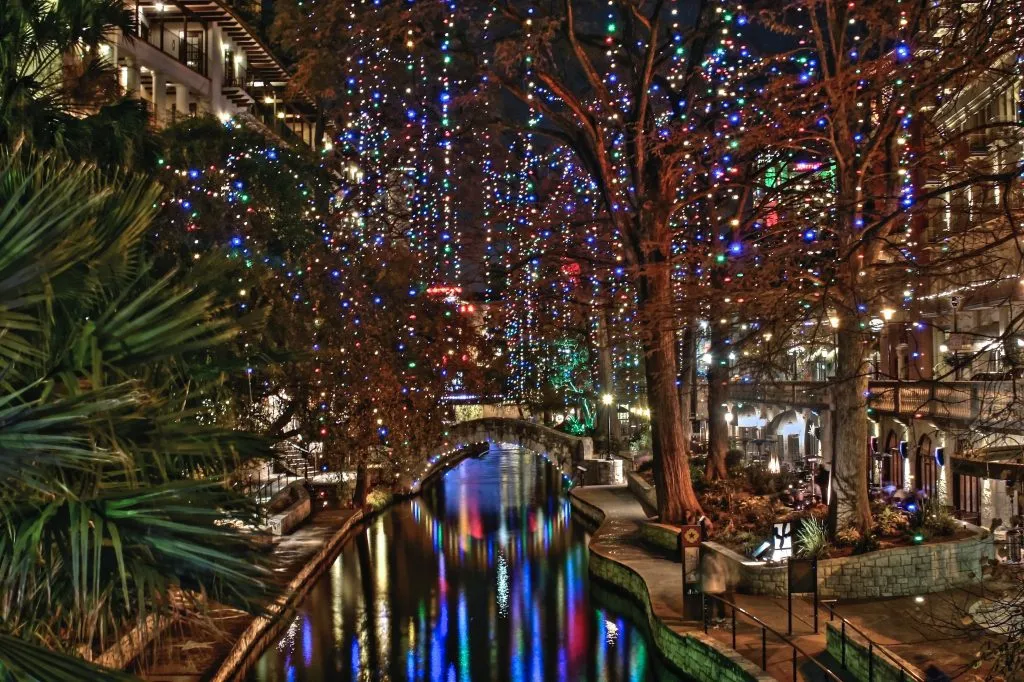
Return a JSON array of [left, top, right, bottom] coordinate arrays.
[[728, 379, 1023, 426], [125, 11, 208, 78], [223, 65, 251, 89], [729, 381, 830, 408]]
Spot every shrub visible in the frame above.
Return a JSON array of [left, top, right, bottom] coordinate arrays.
[[923, 501, 957, 536], [690, 461, 708, 492], [853, 533, 880, 555], [796, 518, 832, 558], [717, 528, 760, 556], [834, 526, 862, 548], [738, 496, 775, 529], [874, 505, 910, 537], [746, 466, 799, 496], [725, 449, 745, 470]]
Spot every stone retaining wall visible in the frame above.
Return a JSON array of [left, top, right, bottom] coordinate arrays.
[[703, 525, 993, 599], [211, 509, 367, 682], [825, 623, 924, 682], [569, 494, 773, 682], [640, 521, 679, 554], [266, 483, 311, 536], [626, 471, 658, 514]]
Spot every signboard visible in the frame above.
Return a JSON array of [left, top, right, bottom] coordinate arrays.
[[950, 294, 963, 310], [788, 558, 817, 594], [680, 525, 702, 548], [679, 525, 702, 620], [771, 521, 793, 561], [787, 557, 819, 634]]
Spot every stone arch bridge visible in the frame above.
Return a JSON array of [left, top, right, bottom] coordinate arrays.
[[407, 418, 608, 490]]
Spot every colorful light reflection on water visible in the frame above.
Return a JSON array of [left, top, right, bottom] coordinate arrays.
[[248, 445, 680, 682]]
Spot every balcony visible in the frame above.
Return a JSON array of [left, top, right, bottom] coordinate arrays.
[[126, 10, 208, 78], [729, 379, 1024, 430], [221, 60, 256, 106], [728, 381, 830, 409]]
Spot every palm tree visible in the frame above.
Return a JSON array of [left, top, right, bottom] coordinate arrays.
[[0, 149, 277, 679], [0, 0, 155, 167]]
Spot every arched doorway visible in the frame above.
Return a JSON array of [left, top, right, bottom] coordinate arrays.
[[882, 430, 903, 489], [916, 434, 937, 499]]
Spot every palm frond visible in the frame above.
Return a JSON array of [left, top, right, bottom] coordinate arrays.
[[0, 633, 137, 682]]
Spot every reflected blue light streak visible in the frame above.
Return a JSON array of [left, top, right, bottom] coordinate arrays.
[[246, 446, 671, 682]]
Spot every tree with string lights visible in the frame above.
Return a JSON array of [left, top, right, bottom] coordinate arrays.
[[762, 0, 1024, 532], [154, 117, 485, 504]]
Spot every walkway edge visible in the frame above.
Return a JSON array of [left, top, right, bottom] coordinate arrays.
[[210, 508, 368, 682], [569, 490, 776, 682]]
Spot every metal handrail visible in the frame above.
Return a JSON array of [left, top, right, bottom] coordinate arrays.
[[819, 600, 925, 682], [702, 593, 844, 682]]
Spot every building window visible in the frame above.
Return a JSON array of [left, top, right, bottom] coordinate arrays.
[[223, 49, 235, 86], [954, 474, 981, 523], [180, 31, 206, 76]]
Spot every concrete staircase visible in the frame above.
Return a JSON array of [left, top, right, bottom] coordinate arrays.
[[274, 442, 311, 478]]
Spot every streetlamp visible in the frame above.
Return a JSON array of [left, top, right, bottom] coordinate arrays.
[[601, 393, 613, 457]]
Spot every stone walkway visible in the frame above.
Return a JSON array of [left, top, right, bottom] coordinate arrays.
[[574, 484, 1001, 682], [134, 505, 359, 682], [575, 485, 882, 681]]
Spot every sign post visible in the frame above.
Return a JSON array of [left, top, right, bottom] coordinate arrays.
[[680, 525, 702, 621]]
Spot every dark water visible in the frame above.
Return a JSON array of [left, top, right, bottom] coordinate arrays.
[[248, 445, 680, 682]]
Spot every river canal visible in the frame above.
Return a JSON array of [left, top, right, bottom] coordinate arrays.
[[248, 445, 682, 682]]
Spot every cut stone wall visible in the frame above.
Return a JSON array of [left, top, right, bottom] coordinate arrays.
[[825, 623, 923, 682], [703, 525, 993, 600], [569, 494, 773, 682], [640, 521, 679, 554], [817, 531, 992, 599], [626, 471, 658, 515], [266, 483, 311, 536]]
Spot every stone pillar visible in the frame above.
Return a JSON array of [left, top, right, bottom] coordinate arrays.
[[208, 25, 225, 116], [981, 478, 1015, 529], [152, 71, 167, 126], [124, 56, 140, 97], [105, 35, 118, 73], [174, 84, 188, 121]]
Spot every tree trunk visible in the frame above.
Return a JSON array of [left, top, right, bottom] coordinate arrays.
[[705, 322, 730, 481], [595, 302, 621, 446], [828, 314, 873, 533], [638, 259, 703, 524], [353, 461, 370, 507]]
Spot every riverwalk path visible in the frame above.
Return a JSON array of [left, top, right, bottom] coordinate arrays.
[[570, 485, 995, 682]]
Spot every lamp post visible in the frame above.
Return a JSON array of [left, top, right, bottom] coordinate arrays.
[[601, 393, 614, 458]]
